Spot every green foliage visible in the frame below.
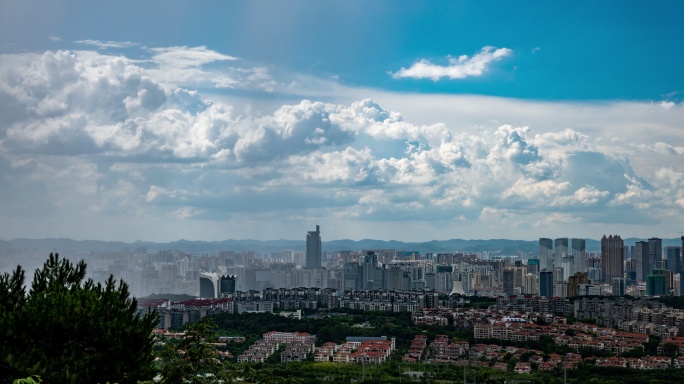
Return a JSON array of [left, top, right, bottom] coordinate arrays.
[[0, 253, 158, 384], [661, 342, 679, 357], [620, 347, 645, 358], [655, 296, 684, 309], [158, 318, 232, 383], [644, 335, 661, 355], [11, 376, 41, 384]]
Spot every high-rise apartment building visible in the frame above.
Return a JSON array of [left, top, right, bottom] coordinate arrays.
[[523, 273, 539, 295], [502, 267, 515, 296], [539, 238, 553, 271], [601, 235, 624, 282], [306, 225, 322, 269], [527, 258, 540, 275], [567, 272, 589, 298]]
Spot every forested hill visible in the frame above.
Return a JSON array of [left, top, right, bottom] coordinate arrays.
[[2, 237, 681, 256]]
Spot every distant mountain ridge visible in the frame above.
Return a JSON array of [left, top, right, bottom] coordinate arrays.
[[1, 237, 682, 256]]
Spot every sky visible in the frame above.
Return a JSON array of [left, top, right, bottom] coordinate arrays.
[[1, 1, 684, 243]]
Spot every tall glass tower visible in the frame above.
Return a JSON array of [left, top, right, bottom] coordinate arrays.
[[306, 225, 322, 269], [571, 238, 586, 275], [554, 238, 569, 272], [649, 238, 662, 272], [539, 238, 553, 272], [635, 241, 650, 282]]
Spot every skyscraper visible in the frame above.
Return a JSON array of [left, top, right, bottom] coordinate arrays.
[[539, 270, 554, 298], [502, 267, 515, 296], [611, 278, 626, 296], [636, 241, 650, 282], [649, 238, 662, 272], [571, 238, 586, 275], [306, 225, 322, 269], [667, 246, 682, 274], [567, 272, 589, 298], [539, 238, 553, 271], [219, 275, 237, 294], [646, 269, 668, 296], [554, 238, 569, 272], [601, 235, 624, 282]]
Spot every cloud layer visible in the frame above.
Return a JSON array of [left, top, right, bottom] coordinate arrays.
[[1, 47, 683, 241], [391, 46, 512, 81]]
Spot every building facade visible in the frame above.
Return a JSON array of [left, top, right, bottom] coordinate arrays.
[[539, 238, 554, 272], [571, 238, 586, 275], [554, 238, 569, 272], [601, 235, 624, 283], [636, 241, 650, 283], [306, 225, 322, 269], [649, 238, 663, 272]]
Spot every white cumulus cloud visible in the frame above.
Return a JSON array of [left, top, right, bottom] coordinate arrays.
[[391, 46, 512, 81], [1, 47, 684, 241]]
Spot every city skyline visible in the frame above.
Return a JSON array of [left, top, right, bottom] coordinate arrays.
[[1, 2, 684, 243]]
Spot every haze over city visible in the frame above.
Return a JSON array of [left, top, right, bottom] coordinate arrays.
[[1, 1, 684, 243]]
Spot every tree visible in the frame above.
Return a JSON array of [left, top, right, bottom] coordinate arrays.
[[0, 253, 158, 384], [158, 318, 229, 383]]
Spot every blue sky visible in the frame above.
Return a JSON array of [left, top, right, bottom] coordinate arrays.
[[1, 1, 684, 242]]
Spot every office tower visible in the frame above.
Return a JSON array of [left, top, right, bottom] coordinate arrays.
[[539, 270, 554, 298], [554, 238, 569, 271], [361, 251, 385, 290], [219, 275, 237, 294], [539, 238, 553, 271], [635, 241, 649, 282], [667, 246, 682, 274], [611, 278, 626, 296], [646, 269, 668, 296], [552, 267, 564, 296], [199, 272, 220, 298], [649, 238, 662, 274], [601, 235, 624, 282], [571, 238, 586, 275], [306, 225, 322, 269], [562, 256, 574, 281], [567, 272, 589, 298]]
